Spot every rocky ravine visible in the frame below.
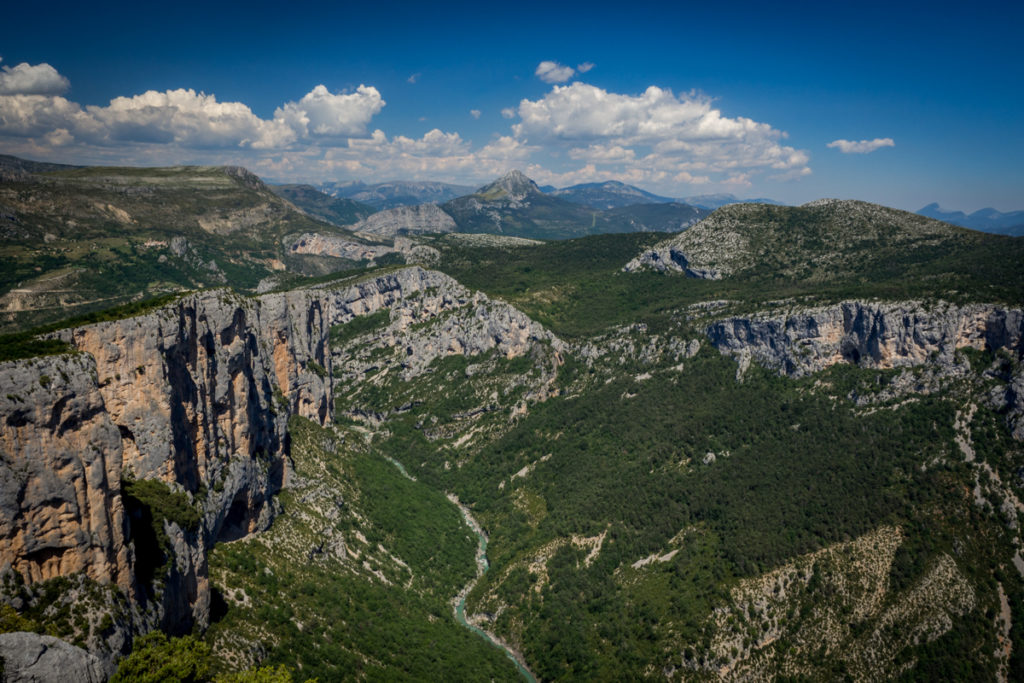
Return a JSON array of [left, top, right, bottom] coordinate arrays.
[[0, 266, 549, 677]]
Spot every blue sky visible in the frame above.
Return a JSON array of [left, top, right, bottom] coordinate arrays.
[[1, 0, 1021, 211]]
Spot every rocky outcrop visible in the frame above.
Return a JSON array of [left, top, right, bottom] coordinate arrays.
[[351, 204, 456, 238], [622, 245, 723, 279], [287, 233, 392, 261], [706, 301, 1024, 437], [333, 279, 564, 382], [706, 301, 1023, 378], [0, 632, 106, 683]]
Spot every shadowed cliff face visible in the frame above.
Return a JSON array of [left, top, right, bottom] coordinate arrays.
[[0, 265, 546, 646]]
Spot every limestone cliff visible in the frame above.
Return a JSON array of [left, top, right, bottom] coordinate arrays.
[[0, 266, 550, 666], [350, 203, 456, 238], [0, 354, 130, 591], [705, 300, 1024, 436], [706, 301, 1023, 377], [287, 232, 393, 261]]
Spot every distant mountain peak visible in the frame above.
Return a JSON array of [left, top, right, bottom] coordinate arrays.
[[477, 170, 541, 201]]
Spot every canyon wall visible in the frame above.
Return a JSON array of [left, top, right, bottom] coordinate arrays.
[[0, 265, 548, 653], [706, 300, 1024, 437], [0, 269, 424, 644]]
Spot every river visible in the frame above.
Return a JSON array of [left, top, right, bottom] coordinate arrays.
[[381, 455, 536, 681]]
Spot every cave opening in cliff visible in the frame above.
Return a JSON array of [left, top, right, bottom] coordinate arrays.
[[217, 493, 252, 543], [121, 485, 165, 598]]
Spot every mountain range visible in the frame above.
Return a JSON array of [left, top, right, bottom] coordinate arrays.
[[318, 179, 476, 209], [0, 155, 1023, 682], [549, 180, 676, 209], [918, 202, 1024, 236]]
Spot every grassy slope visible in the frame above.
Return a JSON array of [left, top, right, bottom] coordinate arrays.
[[0, 165, 379, 332], [269, 184, 375, 227], [428, 227, 1024, 340]]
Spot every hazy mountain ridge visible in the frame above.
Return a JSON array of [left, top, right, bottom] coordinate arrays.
[[551, 180, 675, 209], [919, 202, 1024, 236], [681, 193, 784, 209], [320, 179, 475, 209], [269, 183, 375, 227], [441, 170, 711, 240]]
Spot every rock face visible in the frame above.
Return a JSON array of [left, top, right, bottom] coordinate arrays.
[[706, 301, 1023, 378], [623, 245, 723, 279], [705, 301, 1024, 437], [0, 632, 106, 683], [287, 233, 392, 261], [0, 266, 552, 658], [0, 354, 130, 591], [331, 274, 564, 381], [351, 204, 456, 238]]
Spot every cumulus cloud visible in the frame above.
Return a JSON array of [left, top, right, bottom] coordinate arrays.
[[576, 62, 594, 73], [0, 60, 812, 194], [89, 88, 294, 148], [407, 73, 420, 84], [273, 84, 384, 139], [316, 130, 531, 182], [535, 61, 575, 84], [510, 82, 810, 183], [827, 137, 894, 154], [0, 64, 385, 151], [0, 60, 69, 95], [568, 144, 636, 163]]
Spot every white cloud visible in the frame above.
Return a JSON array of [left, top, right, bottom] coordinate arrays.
[[0, 94, 89, 137], [407, 73, 420, 84], [0, 60, 69, 95], [470, 109, 481, 119], [827, 137, 894, 154], [316, 130, 531, 182], [576, 62, 594, 73], [0, 67, 385, 151], [43, 128, 73, 146], [90, 88, 294, 148], [568, 144, 636, 163], [535, 61, 575, 84], [0, 61, 810, 196], [273, 84, 384, 139], [511, 82, 810, 183]]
